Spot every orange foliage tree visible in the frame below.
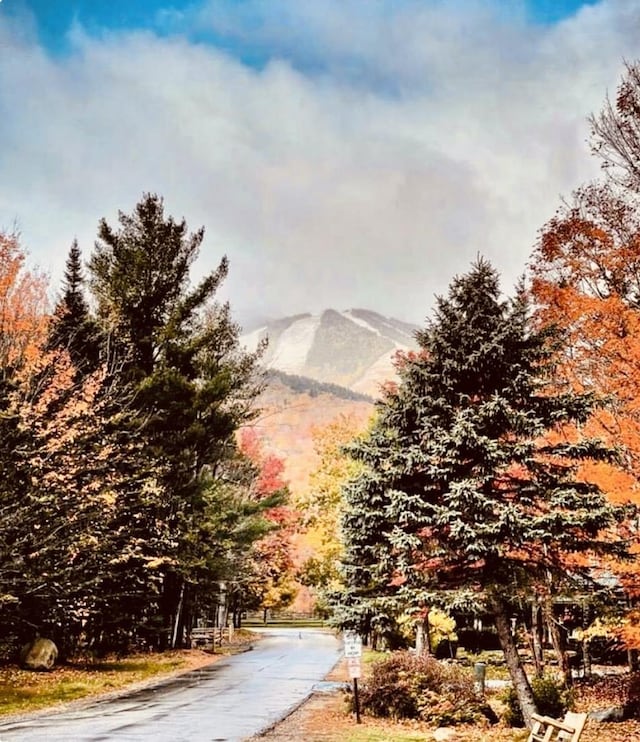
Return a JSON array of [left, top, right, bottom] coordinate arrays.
[[0, 232, 49, 377], [530, 62, 640, 649]]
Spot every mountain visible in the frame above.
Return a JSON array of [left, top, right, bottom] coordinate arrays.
[[242, 308, 418, 397], [244, 309, 419, 613], [243, 308, 419, 494]]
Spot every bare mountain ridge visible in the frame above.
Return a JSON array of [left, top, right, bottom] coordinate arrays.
[[243, 308, 419, 397]]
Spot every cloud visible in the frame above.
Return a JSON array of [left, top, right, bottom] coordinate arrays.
[[0, 1, 639, 325]]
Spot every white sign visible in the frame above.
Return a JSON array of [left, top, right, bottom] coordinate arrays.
[[343, 631, 362, 658], [346, 655, 361, 679]]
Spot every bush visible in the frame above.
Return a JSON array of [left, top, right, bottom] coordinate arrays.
[[352, 651, 497, 727], [502, 674, 572, 727]]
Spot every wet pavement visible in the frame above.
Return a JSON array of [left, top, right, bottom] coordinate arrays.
[[0, 628, 342, 742]]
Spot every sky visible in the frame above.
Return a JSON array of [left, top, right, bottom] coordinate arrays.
[[0, 0, 638, 328]]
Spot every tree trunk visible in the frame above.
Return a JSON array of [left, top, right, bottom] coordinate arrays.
[[582, 639, 592, 677], [543, 601, 572, 686], [628, 649, 639, 672], [531, 602, 545, 677], [489, 593, 537, 728], [160, 572, 180, 651], [180, 587, 193, 650], [415, 614, 432, 656], [233, 609, 242, 629], [171, 581, 185, 649]]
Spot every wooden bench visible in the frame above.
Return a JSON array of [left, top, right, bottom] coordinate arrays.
[[528, 711, 587, 742]]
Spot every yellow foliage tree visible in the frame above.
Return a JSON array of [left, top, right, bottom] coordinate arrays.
[[297, 414, 368, 610]]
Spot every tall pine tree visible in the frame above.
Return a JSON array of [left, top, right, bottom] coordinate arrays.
[[338, 259, 632, 726], [87, 193, 266, 647], [47, 240, 100, 373]]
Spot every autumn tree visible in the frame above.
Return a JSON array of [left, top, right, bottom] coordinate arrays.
[[4, 351, 160, 655], [338, 259, 632, 727], [0, 233, 53, 652], [531, 62, 640, 653], [234, 429, 298, 623], [298, 415, 366, 616], [0, 232, 49, 377], [590, 60, 640, 191]]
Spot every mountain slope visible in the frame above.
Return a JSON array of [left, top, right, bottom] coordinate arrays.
[[243, 308, 418, 396]]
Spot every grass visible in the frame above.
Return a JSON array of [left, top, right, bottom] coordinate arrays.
[[339, 727, 531, 742], [343, 729, 424, 742], [0, 630, 259, 718], [0, 652, 194, 716], [456, 649, 512, 680], [362, 650, 387, 665], [339, 730, 433, 742]]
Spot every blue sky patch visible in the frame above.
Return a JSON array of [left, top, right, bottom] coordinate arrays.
[[9, 0, 602, 57]]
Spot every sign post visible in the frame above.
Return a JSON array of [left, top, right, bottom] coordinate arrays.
[[343, 631, 363, 723]]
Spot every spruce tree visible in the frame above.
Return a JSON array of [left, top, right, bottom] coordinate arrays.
[[339, 259, 632, 725], [47, 240, 100, 373]]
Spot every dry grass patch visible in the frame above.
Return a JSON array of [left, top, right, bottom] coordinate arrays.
[[0, 630, 257, 717]]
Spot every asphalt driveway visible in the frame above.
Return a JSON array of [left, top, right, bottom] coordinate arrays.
[[0, 628, 342, 742]]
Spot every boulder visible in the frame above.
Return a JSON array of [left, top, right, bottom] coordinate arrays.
[[588, 706, 625, 723], [19, 637, 58, 671], [432, 729, 459, 741]]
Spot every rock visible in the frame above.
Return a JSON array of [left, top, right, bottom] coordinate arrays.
[[19, 637, 58, 671], [432, 728, 459, 741], [588, 706, 625, 723]]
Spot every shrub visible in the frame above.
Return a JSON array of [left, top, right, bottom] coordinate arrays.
[[351, 651, 497, 727], [502, 674, 572, 727]]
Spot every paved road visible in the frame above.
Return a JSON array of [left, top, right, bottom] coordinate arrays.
[[0, 628, 342, 742]]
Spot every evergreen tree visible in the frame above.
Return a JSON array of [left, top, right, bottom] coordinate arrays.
[[0, 376, 35, 653], [338, 259, 632, 726], [89, 194, 210, 379], [47, 240, 100, 373], [87, 193, 265, 647]]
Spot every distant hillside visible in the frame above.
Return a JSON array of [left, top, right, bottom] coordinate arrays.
[[252, 375, 373, 497], [243, 308, 418, 397], [266, 369, 373, 403]]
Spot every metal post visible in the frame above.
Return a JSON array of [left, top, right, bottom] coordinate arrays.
[[474, 661, 486, 696], [353, 677, 361, 723]]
